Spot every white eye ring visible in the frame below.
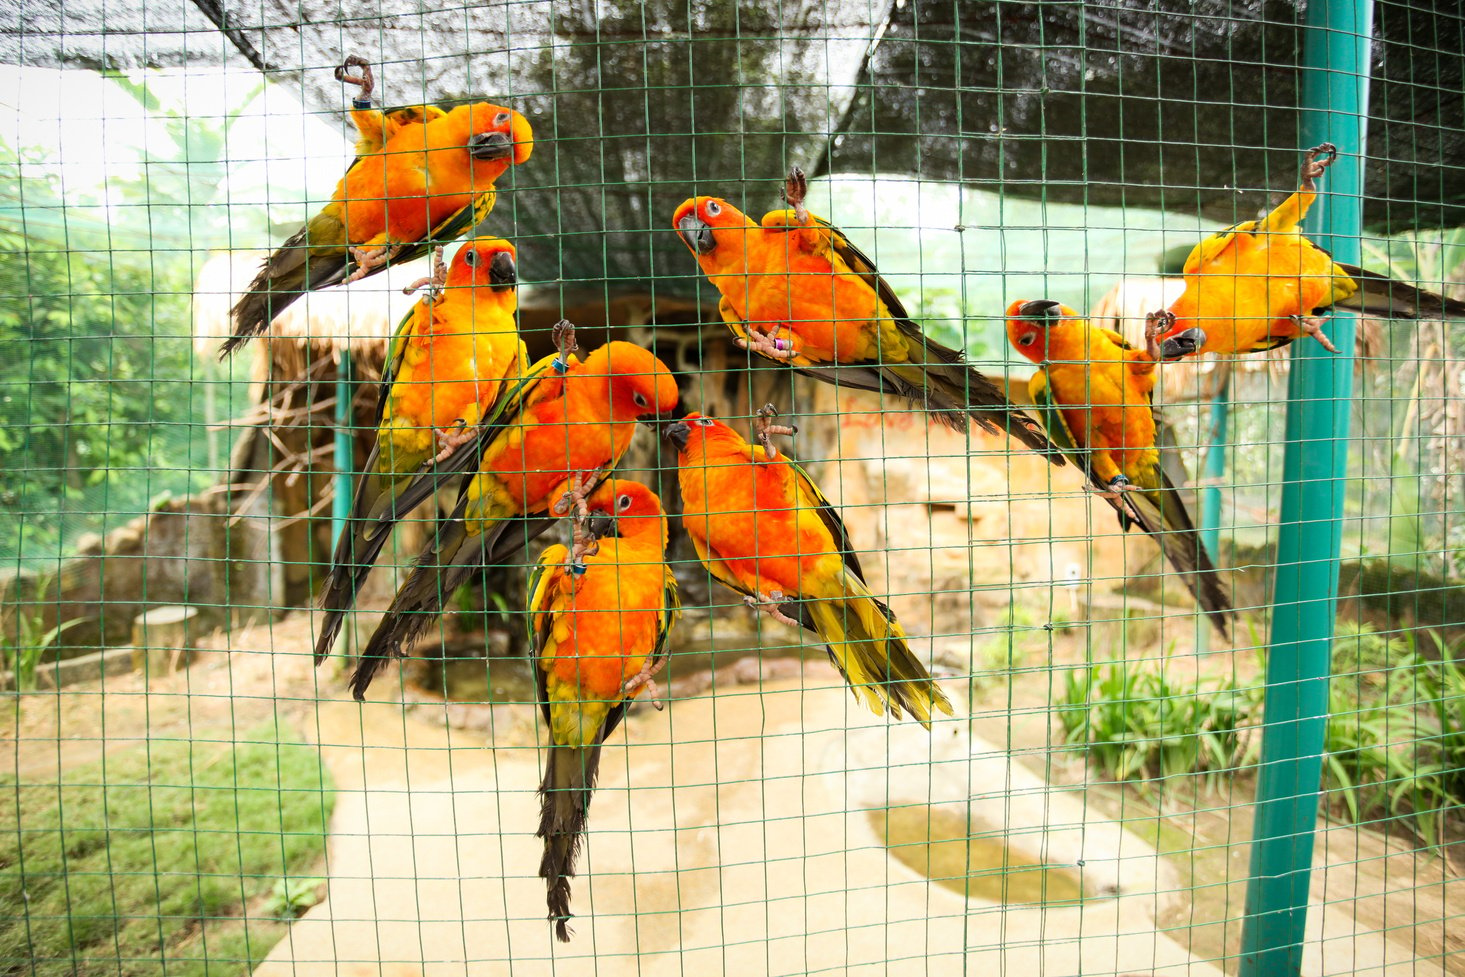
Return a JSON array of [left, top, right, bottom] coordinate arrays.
[[494, 112, 510, 125], [705, 200, 721, 216], [617, 494, 633, 512], [695, 416, 714, 427], [1019, 333, 1036, 346], [633, 392, 648, 408]]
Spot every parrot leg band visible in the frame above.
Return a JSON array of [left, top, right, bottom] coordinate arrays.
[[782, 166, 810, 225], [1300, 142, 1339, 192], [753, 403, 797, 460], [1089, 476, 1137, 501], [743, 591, 801, 628], [431, 422, 476, 464], [1292, 314, 1339, 353], [736, 326, 797, 363], [334, 56, 374, 103], [402, 246, 448, 297]]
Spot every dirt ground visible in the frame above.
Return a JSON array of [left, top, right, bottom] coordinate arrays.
[[4, 603, 1459, 976]]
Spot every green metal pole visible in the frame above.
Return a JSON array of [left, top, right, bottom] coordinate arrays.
[[1239, 0, 1372, 973], [331, 350, 353, 549], [1199, 374, 1230, 563]]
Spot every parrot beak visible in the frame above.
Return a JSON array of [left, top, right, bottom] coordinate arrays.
[[585, 512, 619, 540], [1160, 327, 1207, 360], [677, 214, 716, 255], [1017, 299, 1063, 322], [663, 421, 691, 451], [489, 250, 517, 290], [468, 131, 514, 161]]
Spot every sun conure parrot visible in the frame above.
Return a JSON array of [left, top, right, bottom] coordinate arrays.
[[1155, 143, 1465, 361], [665, 410, 953, 726], [312, 238, 527, 663], [1006, 299, 1231, 635], [671, 168, 1058, 460], [223, 60, 533, 356], [528, 478, 679, 943], [348, 330, 682, 699]]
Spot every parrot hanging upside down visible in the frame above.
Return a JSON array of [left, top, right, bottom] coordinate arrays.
[[672, 168, 1059, 460], [223, 57, 534, 356], [529, 478, 680, 943], [1156, 142, 1465, 361], [347, 324, 683, 700], [1006, 299, 1231, 636], [312, 237, 526, 664], [666, 409, 954, 726]]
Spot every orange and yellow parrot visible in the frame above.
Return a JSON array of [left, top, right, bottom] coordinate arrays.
[[672, 169, 1057, 459], [666, 410, 953, 726], [528, 478, 679, 942], [1155, 143, 1465, 361], [313, 238, 526, 662], [1006, 299, 1231, 634], [348, 332, 682, 699], [224, 61, 533, 355]]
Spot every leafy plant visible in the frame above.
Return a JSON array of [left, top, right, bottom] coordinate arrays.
[[262, 877, 326, 919], [2, 575, 84, 691]]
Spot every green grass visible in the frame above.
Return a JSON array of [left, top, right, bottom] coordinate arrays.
[[0, 722, 333, 976]]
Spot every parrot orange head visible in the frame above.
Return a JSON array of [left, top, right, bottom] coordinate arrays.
[[1006, 299, 1080, 363], [453, 102, 534, 174], [673, 196, 754, 262], [447, 239, 517, 291], [662, 411, 734, 455], [582, 478, 667, 546], [579, 342, 682, 423]]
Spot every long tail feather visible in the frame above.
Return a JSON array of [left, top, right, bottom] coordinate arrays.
[[805, 578, 953, 727], [1333, 262, 1465, 321], [1121, 478, 1232, 637], [538, 745, 602, 943], [224, 227, 349, 357]]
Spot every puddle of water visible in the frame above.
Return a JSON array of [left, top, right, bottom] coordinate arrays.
[[413, 655, 538, 704], [871, 806, 1087, 906]]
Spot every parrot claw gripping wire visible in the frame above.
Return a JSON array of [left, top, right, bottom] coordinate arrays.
[[403, 246, 448, 298], [554, 472, 593, 520], [782, 165, 810, 226], [1143, 309, 1174, 365], [621, 657, 669, 711], [334, 55, 374, 107], [1089, 475, 1138, 502], [1293, 313, 1340, 353], [753, 403, 797, 460], [344, 244, 393, 283], [551, 319, 578, 372], [1300, 142, 1339, 192], [744, 591, 802, 629], [736, 326, 797, 363], [431, 419, 476, 464]]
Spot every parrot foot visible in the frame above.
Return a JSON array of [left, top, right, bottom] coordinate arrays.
[[552, 319, 579, 370], [1143, 310, 1176, 364], [334, 56, 374, 104], [1292, 314, 1339, 353], [621, 658, 669, 711], [752, 403, 797, 460], [1300, 142, 1339, 192], [782, 166, 810, 225], [430, 421, 476, 464], [344, 245, 393, 283], [553, 474, 592, 519], [736, 326, 797, 363], [1090, 475, 1137, 501], [402, 246, 448, 297], [744, 591, 801, 629]]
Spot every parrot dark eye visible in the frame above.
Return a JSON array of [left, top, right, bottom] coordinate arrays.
[[494, 112, 510, 125], [705, 200, 721, 217], [694, 416, 714, 427], [462, 249, 479, 267], [1019, 332, 1037, 347], [633, 392, 648, 408], [617, 494, 633, 512]]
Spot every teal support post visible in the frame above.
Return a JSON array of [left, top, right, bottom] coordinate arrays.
[[1199, 372, 1231, 562], [331, 350, 354, 549], [1239, 0, 1372, 973]]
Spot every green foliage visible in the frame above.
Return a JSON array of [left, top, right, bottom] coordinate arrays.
[[1055, 661, 1261, 794], [261, 877, 325, 920], [1, 575, 83, 691], [0, 722, 332, 976]]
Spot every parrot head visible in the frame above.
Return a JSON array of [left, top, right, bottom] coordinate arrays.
[[458, 102, 535, 169], [673, 197, 751, 260], [1005, 299, 1080, 363], [1149, 299, 1208, 360], [583, 479, 667, 545], [449, 238, 517, 292], [583, 342, 682, 424], [662, 412, 730, 454]]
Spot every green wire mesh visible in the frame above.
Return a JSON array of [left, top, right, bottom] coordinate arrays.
[[1, 0, 1462, 974]]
